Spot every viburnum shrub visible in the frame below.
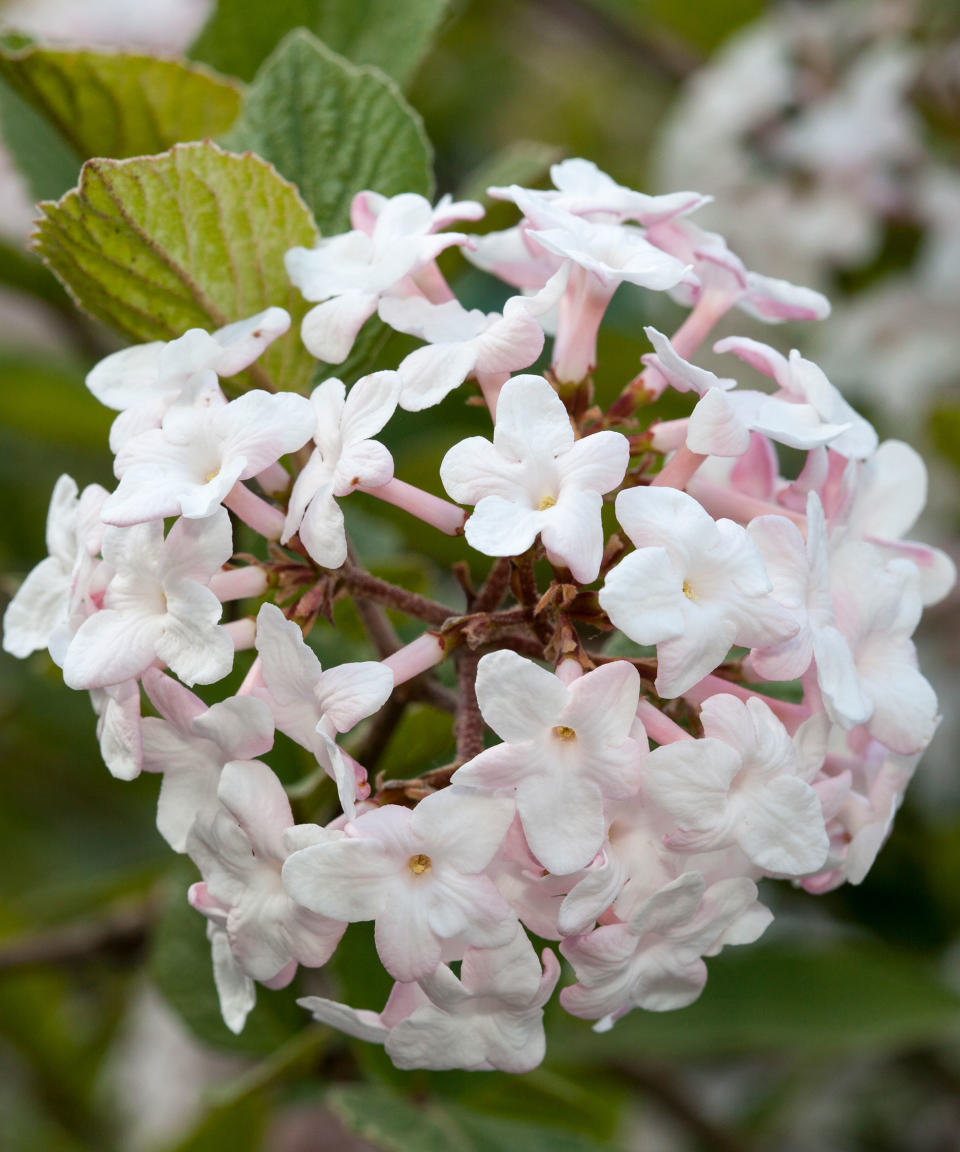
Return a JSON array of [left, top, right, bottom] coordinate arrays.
[[5, 155, 954, 1073]]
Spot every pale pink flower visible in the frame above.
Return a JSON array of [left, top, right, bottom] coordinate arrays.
[[644, 694, 829, 875], [281, 787, 516, 982], [253, 603, 393, 817], [452, 651, 644, 876], [440, 375, 629, 582], [285, 192, 482, 363], [561, 872, 770, 1027], [62, 510, 234, 690], [188, 760, 346, 1033], [281, 372, 400, 568], [140, 668, 274, 851], [3, 474, 108, 661], [600, 486, 797, 697], [102, 383, 315, 525], [86, 309, 291, 452]]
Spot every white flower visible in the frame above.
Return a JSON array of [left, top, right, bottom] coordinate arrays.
[[140, 668, 275, 851], [285, 192, 482, 364], [715, 336, 877, 459], [188, 759, 346, 1033], [644, 694, 829, 876], [102, 384, 315, 525], [3, 475, 108, 660], [253, 603, 393, 817], [748, 493, 871, 729], [644, 327, 851, 456], [452, 651, 644, 876], [440, 375, 629, 582], [281, 372, 401, 568], [86, 309, 291, 451], [62, 509, 234, 690], [599, 486, 797, 697], [490, 158, 708, 224], [378, 287, 555, 412], [561, 872, 770, 1027], [282, 786, 517, 983], [300, 930, 560, 1073]]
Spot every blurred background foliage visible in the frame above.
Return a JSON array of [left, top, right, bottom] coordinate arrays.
[[1, 1, 959, 1149]]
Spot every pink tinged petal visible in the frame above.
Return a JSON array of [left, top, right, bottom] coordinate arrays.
[[739, 775, 829, 875], [397, 341, 479, 411], [813, 625, 873, 729], [473, 307, 545, 375], [713, 335, 791, 387], [142, 721, 220, 852], [281, 837, 393, 921], [63, 609, 163, 690], [492, 374, 574, 461], [599, 548, 686, 645], [518, 771, 605, 875], [387, 1003, 486, 1072], [314, 730, 362, 820], [559, 430, 630, 495], [559, 855, 627, 936], [563, 660, 642, 748], [194, 695, 275, 761], [375, 884, 442, 982], [209, 926, 256, 1034], [255, 605, 322, 702], [643, 739, 741, 830], [297, 995, 389, 1044], [656, 605, 740, 698], [643, 326, 736, 395], [686, 388, 752, 456], [413, 786, 516, 873], [474, 649, 569, 742], [163, 508, 233, 582], [2, 556, 70, 657], [300, 487, 347, 570], [314, 660, 394, 732], [212, 307, 291, 376], [427, 869, 517, 946], [540, 488, 604, 582], [300, 293, 379, 362], [865, 663, 939, 756], [218, 760, 293, 862], [739, 272, 830, 322], [465, 496, 543, 557], [333, 440, 393, 495], [96, 680, 142, 781], [216, 391, 315, 476], [156, 583, 232, 686], [450, 741, 532, 792], [282, 451, 330, 542]]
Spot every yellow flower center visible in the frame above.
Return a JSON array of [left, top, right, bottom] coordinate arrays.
[[407, 853, 432, 875], [552, 725, 577, 741], [682, 579, 698, 601], [538, 495, 557, 510]]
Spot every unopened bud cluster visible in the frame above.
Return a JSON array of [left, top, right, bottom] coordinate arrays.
[[5, 160, 953, 1072]]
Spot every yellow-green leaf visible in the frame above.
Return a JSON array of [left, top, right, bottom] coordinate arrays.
[[32, 142, 319, 394], [0, 43, 243, 162]]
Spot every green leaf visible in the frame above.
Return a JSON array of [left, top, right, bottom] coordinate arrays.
[[191, 0, 451, 88], [148, 862, 302, 1055], [32, 142, 319, 394], [553, 941, 960, 1059], [458, 139, 562, 203], [0, 76, 78, 203], [222, 29, 433, 235], [327, 1085, 612, 1152], [0, 43, 243, 164]]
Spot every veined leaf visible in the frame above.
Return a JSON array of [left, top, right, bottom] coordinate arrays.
[[222, 29, 432, 235], [0, 42, 243, 164], [32, 142, 319, 394]]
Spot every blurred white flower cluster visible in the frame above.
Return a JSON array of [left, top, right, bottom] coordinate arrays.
[[656, 0, 960, 422], [4, 159, 954, 1071]]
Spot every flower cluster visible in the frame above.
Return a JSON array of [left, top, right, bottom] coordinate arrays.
[[4, 159, 953, 1072]]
